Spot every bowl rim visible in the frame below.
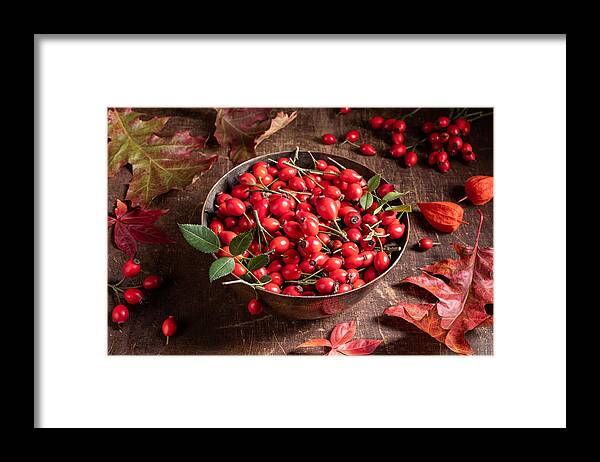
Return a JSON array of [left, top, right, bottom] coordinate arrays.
[[200, 149, 410, 299]]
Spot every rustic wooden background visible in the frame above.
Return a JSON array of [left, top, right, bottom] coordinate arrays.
[[108, 108, 493, 355]]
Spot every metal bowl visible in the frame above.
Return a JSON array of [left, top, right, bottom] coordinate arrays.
[[201, 150, 410, 320]]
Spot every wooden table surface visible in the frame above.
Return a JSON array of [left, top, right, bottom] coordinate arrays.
[[108, 108, 493, 355]]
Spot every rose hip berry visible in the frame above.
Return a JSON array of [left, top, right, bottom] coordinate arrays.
[[391, 132, 405, 145], [418, 237, 439, 251], [437, 160, 451, 173], [315, 277, 336, 294], [360, 144, 377, 156], [421, 121, 435, 133], [123, 288, 143, 305], [143, 275, 162, 290], [315, 196, 339, 221], [341, 241, 360, 257], [387, 222, 406, 239], [374, 251, 391, 273], [224, 198, 246, 216], [393, 119, 406, 133], [370, 116, 385, 130], [435, 116, 450, 129], [404, 151, 418, 167], [122, 258, 141, 278], [390, 144, 407, 158], [345, 130, 360, 143], [162, 316, 177, 344], [247, 298, 262, 315], [269, 236, 290, 254], [111, 304, 129, 324], [322, 133, 337, 145], [383, 119, 396, 132]]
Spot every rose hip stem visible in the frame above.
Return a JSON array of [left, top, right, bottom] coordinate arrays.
[[341, 139, 360, 148], [465, 111, 493, 122], [331, 219, 348, 240], [399, 107, 421, 120], [406, 137, 428, 150], [108, 283, 124, 293], [315, 235, 331, 252], [451, 108, 469, 120], [319, 223, 347, 240], [221, 275, 269, 286], [326, 156, 346, 170], [252, 209, 274, 240], [307, 151, 319, 168], [282, 161, 331, 177], [287, 269, 324, 285]]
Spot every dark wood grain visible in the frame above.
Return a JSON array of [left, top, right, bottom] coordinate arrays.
[[108, 108, 493, 355]]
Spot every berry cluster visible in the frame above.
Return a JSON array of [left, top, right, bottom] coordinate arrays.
[[420, 109, 491, 172], [320, 108, 491, 173], [321, 129, 377, 157], [368, 109, 421, 167], [109, 258, 176, 342], [203, 151, 409, 311]]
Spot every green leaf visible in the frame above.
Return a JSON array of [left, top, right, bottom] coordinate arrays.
[[382, 191, 405, 202], [367, 175, 381, 192], [178, 224, 220, 253], [240, 273, 254, 283], [229, 231, 253, 256], [247, 254, 269, 271], [359, 192, 374, 210], [385, 190, 410, 201], [259, 275, 272, 284], [209, 257, 235, 282], [373, 203, 386, 215], [385, 204, 412, 213]]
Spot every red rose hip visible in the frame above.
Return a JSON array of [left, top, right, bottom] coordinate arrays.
[[162, 316, 177, 344], [322, 133, 337, 145], [122, 258, 141, 278], [124, 288, 144, 305], [315, 277, 336, 294], [404, 151, 418, 167], [143, 275, 162, 290], [111, 304, 129, 324], [374, 251, 391, 273], [247, 298, 262, 315]]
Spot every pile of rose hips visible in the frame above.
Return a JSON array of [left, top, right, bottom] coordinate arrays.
[[108, 258, 176, 342], [208, 152, 408, 312]]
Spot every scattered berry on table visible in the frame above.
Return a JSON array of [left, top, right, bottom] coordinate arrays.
[[122, 258, 141, 278], [143, 275, 162, 290], [162, 316, 177, 344], [111, 304, 129, 324], [418, 237, 439, 251], [247, 298, 262, 315], [322, 133, 337, 145]]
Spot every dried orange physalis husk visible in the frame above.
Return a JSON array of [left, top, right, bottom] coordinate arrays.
[[418, 201, 466, 233]]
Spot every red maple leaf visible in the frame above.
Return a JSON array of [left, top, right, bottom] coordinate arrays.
[[297, 320, 382, 356], [384, 210, 493, 355], [108, 199, 174, 257]]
